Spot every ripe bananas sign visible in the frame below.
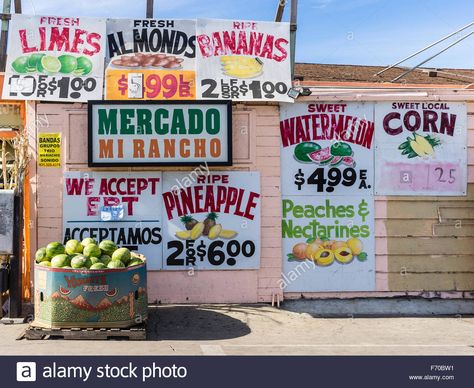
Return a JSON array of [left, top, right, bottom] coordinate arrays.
[[375, 102, 467, 195]]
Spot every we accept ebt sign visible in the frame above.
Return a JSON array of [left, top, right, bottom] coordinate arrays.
[[63, 172, 163, 269], [375, 102, 467, 195]]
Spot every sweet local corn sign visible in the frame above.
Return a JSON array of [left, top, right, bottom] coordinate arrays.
[[88, 101, 232, 166]]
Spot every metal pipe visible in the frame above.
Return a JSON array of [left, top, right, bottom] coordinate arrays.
[[0, 0, 11, 72], [392, 30, 474, 82], [375, 21, 474, 76], [146, 0, 154, 18], [275, 0, 286, 22], [290, 0, 297, 79]]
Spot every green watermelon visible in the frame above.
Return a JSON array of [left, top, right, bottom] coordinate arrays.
[[38, 261, 51, 267], [89, 257, 100, 265], [71, 255, 92, 269], [128, 259, 143, 267], [83, 243, 101, 258], [107, 260, 125, 269], [51, 254, 71, 268], [99, 240, 117, 256], [90, 262, 107, 270], [65, 239, 83, 255], [46, 242, 65, 259], [294, 142, 321, 163], [112, 247, 131, 265], [99, 255, 112, 266], [81, 237, 96, 247], [330, 142, 353, 157], [35, 247, 48, 263]]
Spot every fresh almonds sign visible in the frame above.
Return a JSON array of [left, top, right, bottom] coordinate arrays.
[[375, 102, 467, 195], [280, 102, 375, 195], [88, 101, 232, 166], [162, 172, 261, 270], [2, 15, 106, 101], [63, 172, 163, 270], [281, 195, 375, 292], [196, 19, 292, 102], [105, 19, 196, 100]]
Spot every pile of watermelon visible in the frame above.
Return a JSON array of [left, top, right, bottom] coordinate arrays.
[[294, 141, 356, 167], [35, 238, 145, 270]]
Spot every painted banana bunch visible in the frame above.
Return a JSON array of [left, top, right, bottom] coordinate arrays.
[[398, 133, 441, 158]]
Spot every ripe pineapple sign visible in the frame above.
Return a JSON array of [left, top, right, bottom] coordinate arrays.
[[2, 14, 106, 102], [161, 172, 261, 270], [375, 102, 467, 195]]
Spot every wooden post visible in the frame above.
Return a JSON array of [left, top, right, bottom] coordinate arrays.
[[0, 0, 11, 72], [146, 0, 154, 18], [14, 0, 20, 13], [290, 0, 297, 80]]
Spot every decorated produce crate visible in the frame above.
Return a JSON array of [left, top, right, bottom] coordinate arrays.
[[33, 239, 148, 328]]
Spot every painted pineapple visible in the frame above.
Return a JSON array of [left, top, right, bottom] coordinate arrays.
[[203, 212, 218, 236], [180, 215, 199, 231]]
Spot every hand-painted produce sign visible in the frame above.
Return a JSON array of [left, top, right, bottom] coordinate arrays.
[[34, 263, 147, 328], [162, 172, 261, 270], [281, 195, 375, 292], [2, 15, 106, 101], [88, 101, 232, 166], [280, 102, 375, 195], [375, 102, 467, 195], [63, 172, 163, 270], [196, 19, 292, 102], [105, 19, 196, 100]]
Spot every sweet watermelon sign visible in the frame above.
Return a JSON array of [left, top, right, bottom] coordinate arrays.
[[279, 102, 375, 196]]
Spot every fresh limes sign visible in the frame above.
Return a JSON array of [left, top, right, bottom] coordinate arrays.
[[2, 15, 106, 102], [88, 101, 232, 166]]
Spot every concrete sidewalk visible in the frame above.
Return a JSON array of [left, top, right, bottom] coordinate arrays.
[[1, 304, 474, 355]]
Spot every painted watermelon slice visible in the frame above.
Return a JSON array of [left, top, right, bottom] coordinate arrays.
[[106, 288, 118, 297], [309, 147, 332, 164], [59, 286, 71, 296], [342, 156, 356, 167], [330, 156, 343, 166]]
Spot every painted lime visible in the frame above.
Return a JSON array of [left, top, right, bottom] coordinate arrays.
[[294, 142, 321, 163], [330, 142, 353, 157], [90, 262, 107, 270], [73, 56, 93, 76], [83, 243, 101, 258], [27, 53, 45, 72], [81, 237, 96, 247], [107, 260, 125, 269], [112, 248, 131, 265], [37, 55, 61, 73], [71, 255, 92, 269], [58, 55, 77, 73], [99, 240, 118, 256], [46, 242, 65, 259], [99, 254, 112, 266], [65, 239, 83, 255], [35, 247, 48, 263], [51, 254, 71, 268], [11, 56, 29, 73]]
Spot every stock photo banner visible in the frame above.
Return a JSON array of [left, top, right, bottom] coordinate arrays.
[[2, 14, 106, 101], [281, 195, 375, 292], [374, 101, 467, 195], [279, 102, 375, 196], [161, 171, 261, 270], [62, 172, 163, 270], [105, 19, 197, 100]]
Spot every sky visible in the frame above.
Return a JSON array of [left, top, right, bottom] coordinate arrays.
[[19, 0, 474, 69]]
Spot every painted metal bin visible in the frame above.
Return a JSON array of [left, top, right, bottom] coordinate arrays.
[[33, 262, 147, 328]]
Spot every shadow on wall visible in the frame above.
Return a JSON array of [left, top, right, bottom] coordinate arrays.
[[147, 305, 252, 341]]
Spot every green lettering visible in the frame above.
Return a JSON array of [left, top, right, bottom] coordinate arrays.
[[206, 109, 220, 135], [171, 109, 186, 134], [136, 109, 152, 134], [188, 109, 203, 134], [281, 219, 293, 238], [120, 109, 135, 135], [282, 199, 294, 218], [155, 109, 169, 135], [98, 109, 117, 135]]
